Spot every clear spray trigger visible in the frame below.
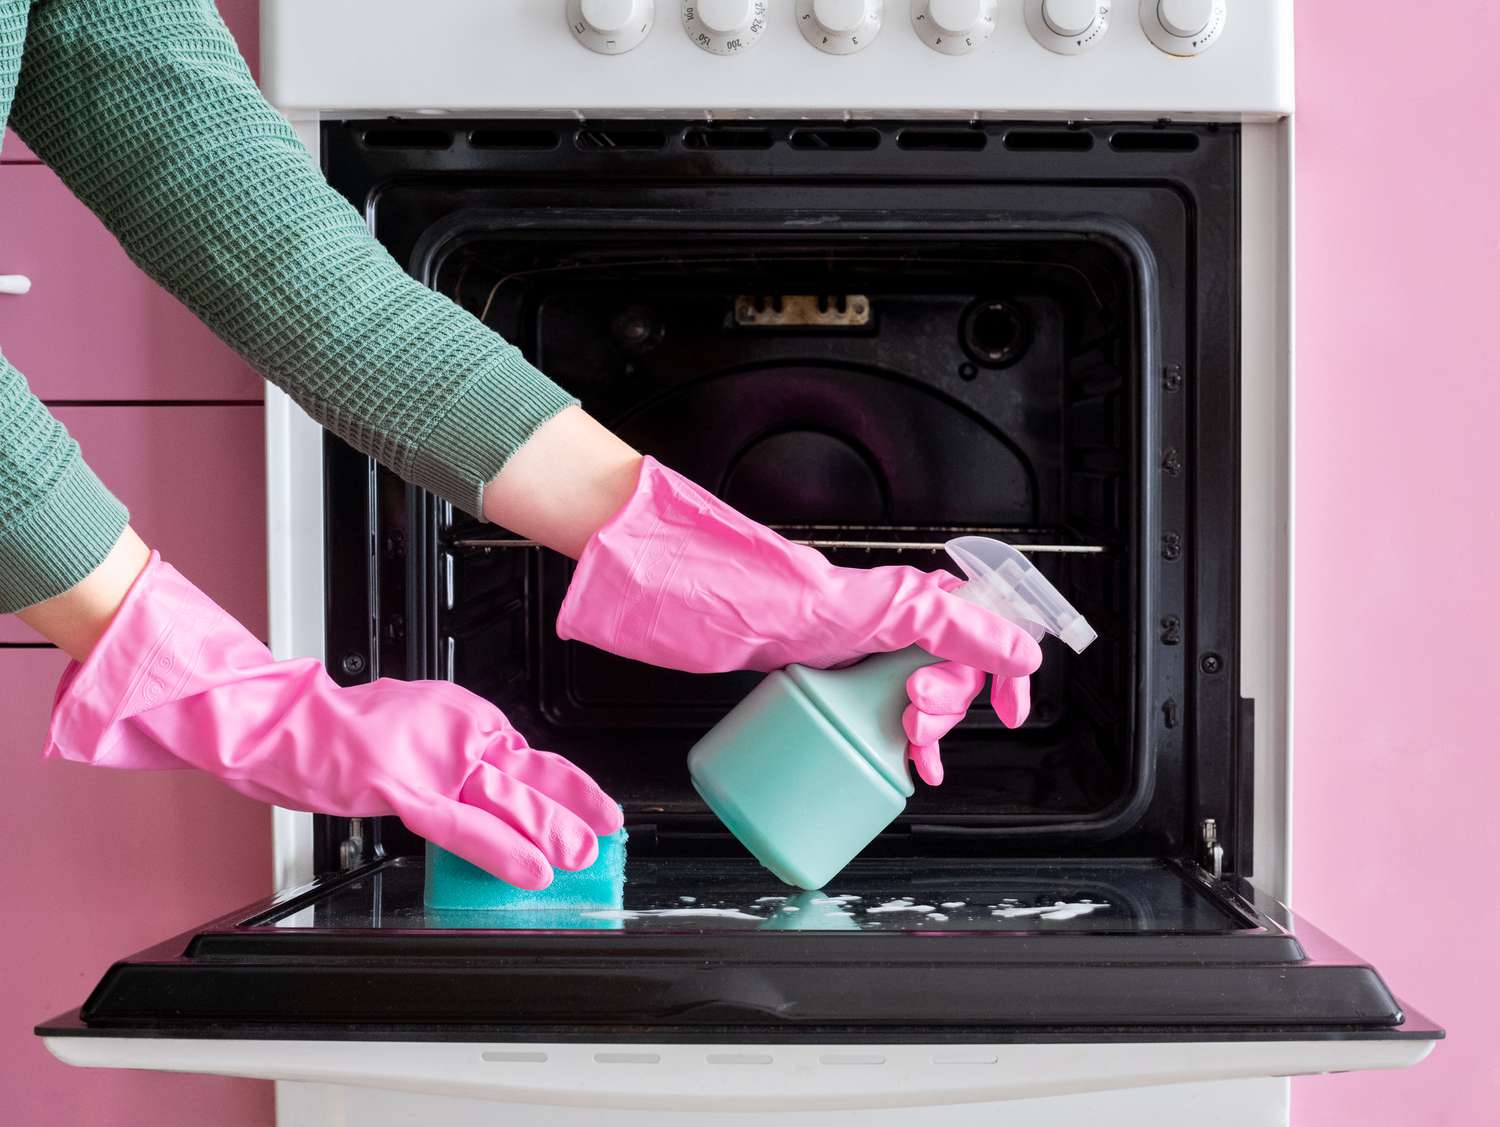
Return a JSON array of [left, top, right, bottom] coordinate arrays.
[[944, 537, 1098, 655]]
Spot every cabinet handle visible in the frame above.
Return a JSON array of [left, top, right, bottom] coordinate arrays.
[[0, 274, 31, 295]]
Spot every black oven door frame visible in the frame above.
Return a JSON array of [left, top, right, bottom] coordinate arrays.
[[318, 118, 1237, 875]]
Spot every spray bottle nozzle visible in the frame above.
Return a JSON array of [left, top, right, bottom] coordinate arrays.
[[944, 537, 1098, 655]]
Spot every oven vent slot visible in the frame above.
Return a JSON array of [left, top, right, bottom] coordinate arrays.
[[468, 127, 561, 150], [575, 128, 668, 151], [481, 1051, 548, 1064], [361, 128, 452, 150], [683, 126, 775, 150], [1110, 130, 1201, 153], [897, 128, 987, 151], [788, 127, 882, 151], [1003, 129, 1094, 152]]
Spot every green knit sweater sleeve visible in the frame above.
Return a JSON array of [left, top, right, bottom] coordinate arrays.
[[0, 355, 129, 613], [9, 0, 575, 513]]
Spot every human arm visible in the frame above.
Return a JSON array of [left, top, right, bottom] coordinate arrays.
[[27, 530, 620, 887], [10, 0, 571, 521]]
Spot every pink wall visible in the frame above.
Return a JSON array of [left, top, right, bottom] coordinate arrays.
[[0, 2, 273, 1124], [1291, 0, 1500, 1122]]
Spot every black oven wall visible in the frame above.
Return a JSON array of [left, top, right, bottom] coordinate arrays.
[[318, 121, 1243, 878]]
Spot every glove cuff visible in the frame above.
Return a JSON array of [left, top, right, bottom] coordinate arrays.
[[556, 455, 693, 657], [44, 553, 254, 770]]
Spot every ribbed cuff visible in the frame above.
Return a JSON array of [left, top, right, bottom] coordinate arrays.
[[409, 347, 578, 518], [0, 456, 130, 614]]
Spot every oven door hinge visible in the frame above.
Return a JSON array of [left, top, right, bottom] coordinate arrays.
[[1199, 817, 1225, 880]]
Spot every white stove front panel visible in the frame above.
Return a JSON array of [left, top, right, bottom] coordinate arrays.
[[48, 1035, 1428, 1113], [261, 0, 1291, 119]]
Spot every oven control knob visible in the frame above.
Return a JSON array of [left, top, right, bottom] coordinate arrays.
[[568, 0, 655, 54], [1025, 0, 1109, 54], [683, 0, 768, 54], [797, 0, 884, 55], [1141, 0, 1226, 56], [911, 0, 997, 55]]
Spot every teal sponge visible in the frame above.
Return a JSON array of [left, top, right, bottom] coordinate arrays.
[[423, 827, 628, 923]]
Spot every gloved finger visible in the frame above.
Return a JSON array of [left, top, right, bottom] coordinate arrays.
[[398, 793, 555, 890], [901, 662, 987, 786], [991, 674, 1032, 729], [904, 703, 968, 749], [902, 588, 1044, 679], [906, 661, 987, 715], [484, 742, 624, 837], [907, 741, 945, 787], [902, 705, 965, 787], [460, 762, 601, 873]]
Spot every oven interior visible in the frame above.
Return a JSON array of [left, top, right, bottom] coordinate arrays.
[[438, 233, 1138, 827], [318, 120, 1243, 887]]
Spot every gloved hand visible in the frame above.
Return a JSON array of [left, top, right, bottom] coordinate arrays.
[[45, 553, 621, 889], [556, 457, 1043, 787]]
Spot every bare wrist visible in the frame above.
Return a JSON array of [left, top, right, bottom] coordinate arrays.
[[18, 527, 152, 661], [481, 406, 642, 559]]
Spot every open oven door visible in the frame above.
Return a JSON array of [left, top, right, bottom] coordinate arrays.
[[36, 851, 1439, 1110]]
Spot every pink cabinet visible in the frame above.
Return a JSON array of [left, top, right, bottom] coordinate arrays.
[[0, 649, 274, 1127], [0, 404, 266, 642], [2, 129, 37, 163], [0, 164, 262, 400]]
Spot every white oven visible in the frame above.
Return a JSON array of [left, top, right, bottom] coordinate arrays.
[[37, 4, 1439, 1125]]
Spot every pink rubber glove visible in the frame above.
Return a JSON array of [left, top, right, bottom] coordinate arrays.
[[44, 553, 622, 889], [556, 457, 1042, 787]]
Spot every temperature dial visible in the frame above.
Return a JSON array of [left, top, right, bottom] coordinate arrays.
[[1025, 0, 1110, 55], [911, 0, 997, 56], [797, 0, 884, 55], [568, 0, 655, 55], [1141, 0, 1226, 56], [683, 0, 768, 54]]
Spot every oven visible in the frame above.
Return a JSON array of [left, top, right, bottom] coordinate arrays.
[[36, 3, 1440, 1124]]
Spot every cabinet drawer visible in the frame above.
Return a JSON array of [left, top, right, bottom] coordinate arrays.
[[0, 164, 262, 400], [0, 404, 266, 642], [0, 647, 273, 1127]]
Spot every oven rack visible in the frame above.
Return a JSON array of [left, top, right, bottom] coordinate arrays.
[[449, 525, 1107, 555]]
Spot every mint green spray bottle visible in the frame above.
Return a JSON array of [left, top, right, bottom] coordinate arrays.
[[687, 537, 1098, 890]]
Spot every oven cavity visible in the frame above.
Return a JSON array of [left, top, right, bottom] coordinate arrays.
[[320, 119, 1239, 870], [431, 231, 1138, 838]]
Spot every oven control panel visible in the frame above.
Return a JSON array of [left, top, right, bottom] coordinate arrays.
[[263, 0, 1290, 119]]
